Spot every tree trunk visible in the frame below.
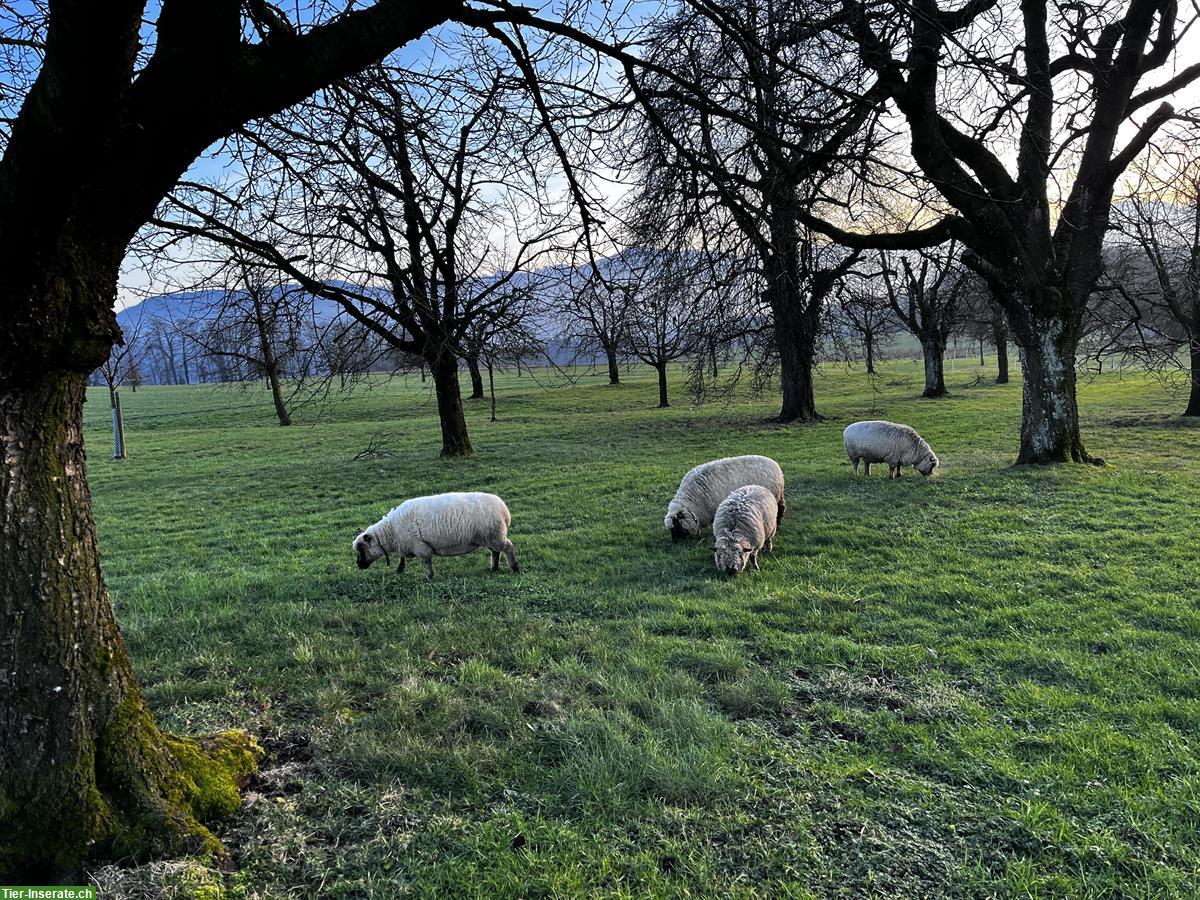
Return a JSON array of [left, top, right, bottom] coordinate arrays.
[[978, 337, 985, 366], [921, 339, 947, 397], [764, 190, 821, 422], [992, 316, 1009, 384], [429, 350, 472, 457], [1011, 315, 1096, 464], [1185, 338, 1200, 417], [1, 372, 259, 880], [604, 344, 620, 384], [466, 353, 485, 400], [265, 364, 291, 426], [709, 339, 719, 378], [656, 362, 669, 408], [864, 329, 876, 375]]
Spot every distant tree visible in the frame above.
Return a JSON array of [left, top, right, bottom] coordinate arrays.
[[1107, 140, 1200, 415], [559, 269, 632, 384], [183, 252, 321, 426], [835, 280, 896, 375], [879, 246, 971, 398], [621, 248, 721, 408]]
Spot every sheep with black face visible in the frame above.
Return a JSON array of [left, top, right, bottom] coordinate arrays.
[[664, 455, 785, 541], [843, 420, 939, 478], [353, 491, 518, 579], [712, 484, 779, 576]]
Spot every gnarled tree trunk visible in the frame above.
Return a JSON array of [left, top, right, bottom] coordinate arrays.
[[429, 349, 472, 457], [1, 367, 259, 881], [1010, 313, 1095, 464], [921, 338, 946, 397]]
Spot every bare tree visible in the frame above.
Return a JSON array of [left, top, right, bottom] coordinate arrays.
[[558, 266, 632, 384], [161, 62, 571, 457], [620, 248, 721, 408], [621, 0, 879, 421], [836, 279, 896, 375], [802, 0, 1200, 462], [880, 245, 971, 397], [1107, 139, 1200, 415]]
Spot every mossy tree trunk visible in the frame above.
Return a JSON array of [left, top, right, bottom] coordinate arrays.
[[1, 328, 259, 882]]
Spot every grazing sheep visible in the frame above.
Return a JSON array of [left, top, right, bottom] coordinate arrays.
[[713, 484, 779, 576], [843, 420, 939, 478], [353, 491, 519, 579], [665, 455, 786, 541]]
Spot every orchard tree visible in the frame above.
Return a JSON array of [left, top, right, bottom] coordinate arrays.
[[880, 245, 971, 397]]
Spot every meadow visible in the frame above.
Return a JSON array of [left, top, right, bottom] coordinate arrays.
[[81, 357, 1200, 898]]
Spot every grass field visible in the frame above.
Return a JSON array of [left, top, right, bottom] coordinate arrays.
[[81, 358, 1200, 898]]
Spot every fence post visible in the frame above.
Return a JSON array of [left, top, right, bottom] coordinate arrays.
[[112, 390, 128, 460]]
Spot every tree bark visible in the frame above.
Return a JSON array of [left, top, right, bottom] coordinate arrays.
[[0, 372, 259, 880], [604, 344, 620, 384], [487, 359, 497, 422], [921, 339, 947, 397], [1185, 339, 1200, 417], [1010, 314, 1096, 464], [764, 191, 821, 423], [992, 316, 1009, 384], [656, 362, 669, 408], [429, 350, 472, 457], [466, 352, 485, 399], [864, 329, 875, 375]]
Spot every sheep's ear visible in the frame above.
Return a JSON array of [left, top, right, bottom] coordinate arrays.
[[362, 533, 373, 543]]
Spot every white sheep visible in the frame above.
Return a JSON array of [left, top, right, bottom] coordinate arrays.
[[352, 491, 519, 579], [843, 420, 939, 478], [713, 484, 779, 576], [664, 454, 786, 541]]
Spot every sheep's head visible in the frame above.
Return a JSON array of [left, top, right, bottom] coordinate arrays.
[[352, 528, 390, 569], [665, 508, 700, 542], [714, 539, 752, 576], [916, 452, 939, 477]]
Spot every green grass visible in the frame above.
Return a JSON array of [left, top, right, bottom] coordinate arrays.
[[82, 358, 1200, 898]]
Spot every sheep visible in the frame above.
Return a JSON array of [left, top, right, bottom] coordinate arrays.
[[664, 454, 786, 541], [843, 420, 939, 478], [713, 484, 779, 576], [352, 491, 519, 579]]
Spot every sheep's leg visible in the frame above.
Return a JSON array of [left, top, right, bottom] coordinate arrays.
[[863, 461, 870, 476], [490, 550, 501, 573], [396, 557, 406, 574], [765, 535, 774, 554], [499, 539, 520, 573], [751, 551, 760, 571], [777, 495, 787, 519], [852, 458, 860, 475], [422, 556, 435, 580]]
